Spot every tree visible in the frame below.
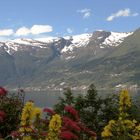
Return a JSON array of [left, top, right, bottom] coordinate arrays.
[[54, 88, 75, 115], [54, 84, 119, 139]]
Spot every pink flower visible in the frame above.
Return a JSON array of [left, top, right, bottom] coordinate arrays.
[[0, 110, 6, 122], [40, 131, 47, 136], [0, 87, 7, 96], [43, 108, 55, 115], [88, 130, 96, 137], [64, 106, 79, 121], [62, 117, 81, 131], [60, 131, 78, 140], [11, 131, 20, 138]]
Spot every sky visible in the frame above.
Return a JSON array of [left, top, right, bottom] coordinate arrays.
[[0, 0, 139, 40]]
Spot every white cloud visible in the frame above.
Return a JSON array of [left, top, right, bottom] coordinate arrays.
[[30, 25, 53, 34], [67, 28, 73, 34], [15, 27, 30, 36], [15, 25, 53, 36], [107, 8, 139, 21], [0, 29, 14, 36], [77, 8, 91, 19]]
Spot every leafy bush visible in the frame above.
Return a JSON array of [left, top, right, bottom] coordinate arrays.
[[54, 84, 119, 139], [54, 84, 140, 139], [1, 85, 140, 140], [0, 87, 24, 139], [102, 90, 140, 140], [10, 101, 96, 140]]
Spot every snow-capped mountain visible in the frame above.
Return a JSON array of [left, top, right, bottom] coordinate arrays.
[[100, 32, 133, 48], [0, 28, 139, 89], [61, 33, 92, 53], [0, 30, 133, 56]]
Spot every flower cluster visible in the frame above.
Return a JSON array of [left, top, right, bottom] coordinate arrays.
[[64, 106, 79, 121], [119, 90, 131, 113], [60, 131, 78, 140], [16, 101, 43, 139], [0, 110, 6, 122], [0, 87, 7, 96], [102, 90, 140, 140], [43, 107, 55, 115], [62, 105, 96, 139], [20, 101, 34, 126], [11, 102, 96, 140], [0, 87, 23, 138], [46, 114, 62, 140], [132, 123, 140, 140]]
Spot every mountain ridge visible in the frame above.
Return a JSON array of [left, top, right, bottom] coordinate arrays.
[[0, 29, 139, 90]]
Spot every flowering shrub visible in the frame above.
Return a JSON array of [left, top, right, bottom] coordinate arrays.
[[1, 86, 140, 139], [0, 86, 7, 96], [0, 87, 24, 138], [46, 114, 62, 140], [101, 90, 140, 140], [54, 85, 120, 139], [11, 101, 96, 140]]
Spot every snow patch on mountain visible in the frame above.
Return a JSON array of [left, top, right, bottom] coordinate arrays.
[[12, 38, 48, 48], [65, 56, 75, 60], [5, 42, 18, 53], [100, 32, 133, 47], [61, 33, 92, 53], [0, 31, 133, 56], [4, 38, 50, 54]]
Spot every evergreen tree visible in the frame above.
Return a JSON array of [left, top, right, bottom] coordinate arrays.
[[54, 87, 75, 115]]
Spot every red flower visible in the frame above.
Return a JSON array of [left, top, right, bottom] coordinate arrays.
[[60, 131, 78, 140], [11, 131, 21, 138], [0, 110, 6, 122], [62, 117, 81, 131], [88, 130, 96, 137], [43, 108, 55, 115], [64, 106, 79, 121], [0, 87, 7, 96], [40, 131, 47, 136]]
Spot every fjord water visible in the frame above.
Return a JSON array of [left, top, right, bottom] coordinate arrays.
[[24, 89, 140, 108]]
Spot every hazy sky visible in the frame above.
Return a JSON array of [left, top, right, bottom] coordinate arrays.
[[0, 0, 139, 40]]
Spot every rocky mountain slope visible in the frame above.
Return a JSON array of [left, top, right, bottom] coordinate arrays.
[[0, 29, 139, 90]]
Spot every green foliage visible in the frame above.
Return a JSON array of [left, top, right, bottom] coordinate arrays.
[[54, 84, 119, 139], [54, 85, 140, 139], [54, 88, 75, 115], [0, 91, 24, 138]]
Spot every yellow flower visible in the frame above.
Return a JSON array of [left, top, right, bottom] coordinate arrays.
[[19, 101, 34, 133], [109, 120, 116, 125], [102, 90, 140, 139], [119, 90, 131, 108], [89, 136, 96, 140], [19, 127, 33, 133], [33, 107, 42, 118], [46, 114, 62, 140], [123, 119, 135, 129], [49, 114, 61, 131], [22, 136, 32, 140], [101, 126, 112, 137], [101, 120, 115, 138]]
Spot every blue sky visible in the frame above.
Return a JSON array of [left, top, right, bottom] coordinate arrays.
[[0, 0, 139, 40]]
